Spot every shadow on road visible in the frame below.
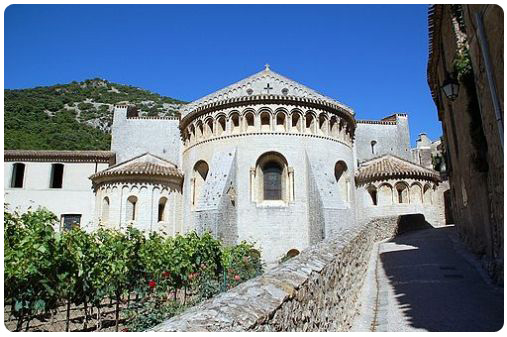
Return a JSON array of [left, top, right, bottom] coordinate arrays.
[[379, 225, 504, 332]]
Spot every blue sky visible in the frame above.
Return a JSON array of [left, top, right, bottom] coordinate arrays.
[[5, 4, 442, 144]]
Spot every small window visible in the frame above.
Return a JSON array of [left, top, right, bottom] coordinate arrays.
[[61, 214, 81, 232], [371, 140, 377, 155], [335, 161, 349, 202], [158, 197, 168, 222], [292, 113, 301, 129], [367, 185, 378, 206], [231, 113, 240, 127], [10, 163, 25, 188], [192, 161, 209, 206], [127, 196, 138, 221], [102, 197, 110, 224], [50, 163, 64, 188], [246, 113, 254, 127]]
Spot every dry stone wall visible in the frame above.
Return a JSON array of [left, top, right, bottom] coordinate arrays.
[[148, 216, 400, 332]]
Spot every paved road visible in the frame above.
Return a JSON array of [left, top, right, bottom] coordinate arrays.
[[352, 225, 504, 332]]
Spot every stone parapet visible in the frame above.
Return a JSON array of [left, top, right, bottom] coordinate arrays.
[[148, 216, 401, 332]]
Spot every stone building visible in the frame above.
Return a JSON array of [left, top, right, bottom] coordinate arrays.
[[4, 66, 447, 265], [427, 4, 503, 283]]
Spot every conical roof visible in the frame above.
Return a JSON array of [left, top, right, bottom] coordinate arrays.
[[90, 152, 183, 185], [355, 154, 441, 184], [180, 65, 354, 118]]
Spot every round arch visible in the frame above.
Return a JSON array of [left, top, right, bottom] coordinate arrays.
[[255, 152, 290, 202], [395, 182, 410, 204], [335, 161, 349, 202]]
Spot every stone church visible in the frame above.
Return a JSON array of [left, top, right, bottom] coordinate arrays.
[[4, 66, 447, 264]]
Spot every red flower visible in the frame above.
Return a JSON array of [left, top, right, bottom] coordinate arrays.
[[188, 273, 194, 281], [121, 328, 129, 332], [162, 271, 170, 279], [148, 280, 156, 288], [234, 274, 241, 281]]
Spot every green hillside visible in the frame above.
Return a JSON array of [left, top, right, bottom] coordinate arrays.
[[4, 78, 186, 150]]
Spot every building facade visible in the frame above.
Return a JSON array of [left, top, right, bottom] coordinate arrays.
[[427, 4, 503, 283], [4, 66, 447, 265]]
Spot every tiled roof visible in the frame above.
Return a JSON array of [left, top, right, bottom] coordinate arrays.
[[181, 66, 354, 118], [356, 154, 441, 184], [4, 150, 115, 163], [89, 152, 183, 184]]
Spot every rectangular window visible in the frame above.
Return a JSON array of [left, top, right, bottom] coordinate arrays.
[[61, 214, 81, 231], [10, 163, 25, 188], [50, 164, 64, 188]]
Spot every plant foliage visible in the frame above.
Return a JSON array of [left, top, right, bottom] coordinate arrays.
[[4, 208, 263, 331]]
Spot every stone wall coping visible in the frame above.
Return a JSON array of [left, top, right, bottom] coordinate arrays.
[[3, 150, 116, 163], [356, 119, 397, 125], [148, 216, 399, 332]]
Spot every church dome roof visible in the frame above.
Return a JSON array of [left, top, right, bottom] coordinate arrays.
[[179, 65, 355, 128]]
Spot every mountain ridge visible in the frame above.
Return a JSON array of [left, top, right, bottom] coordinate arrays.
[[4, 78, 186, 151]]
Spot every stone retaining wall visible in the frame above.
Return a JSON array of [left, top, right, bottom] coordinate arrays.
[[149, 215, 401, 332]]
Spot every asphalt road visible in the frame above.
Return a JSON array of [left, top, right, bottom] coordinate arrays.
[[352, 225, 504, 332]]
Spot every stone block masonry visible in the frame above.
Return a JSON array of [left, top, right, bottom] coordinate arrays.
[[148, 215, 402, 332]]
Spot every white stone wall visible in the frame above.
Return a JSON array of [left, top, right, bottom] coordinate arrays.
[[355, 114, 412, 163], [94, 181, 183, 235], [4, 161, 108, 231], [111, 105, 182, 166], [356, 177, 448, 227], [182, 115, 355, 264]]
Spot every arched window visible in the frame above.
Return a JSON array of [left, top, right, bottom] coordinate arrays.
[[205, 118, 214, 137], [192, 160, 209, 206], [395, 182, 409, 204], [367, 185, 377, 206], [378, 183, 393, 205], [330, 116, 338, 137], [319, 114, 328, 135], [260, 111, 271, 132], [245, 112, 255, 132], [230, 113, 240, 133], [101, 197, 110, 224], [158, 197, 168, 222], [286, 249, 300, 258], [410, 183, 423, 204], [291, 111, 302, 132], [10, 163, 25, 188], [335, 161, 349, 202], [50, 163, 64, 188], [189, 125, 196, 142], [276, 112, 286, 132], [254, 152, 291, 202], [126, 195, 138, 221], [423, 184, 433, 204], [371, 140, 377, 155], [305, 113, 316, 134], [196, 121, 204, 139], [217, 116, 226, 136]]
